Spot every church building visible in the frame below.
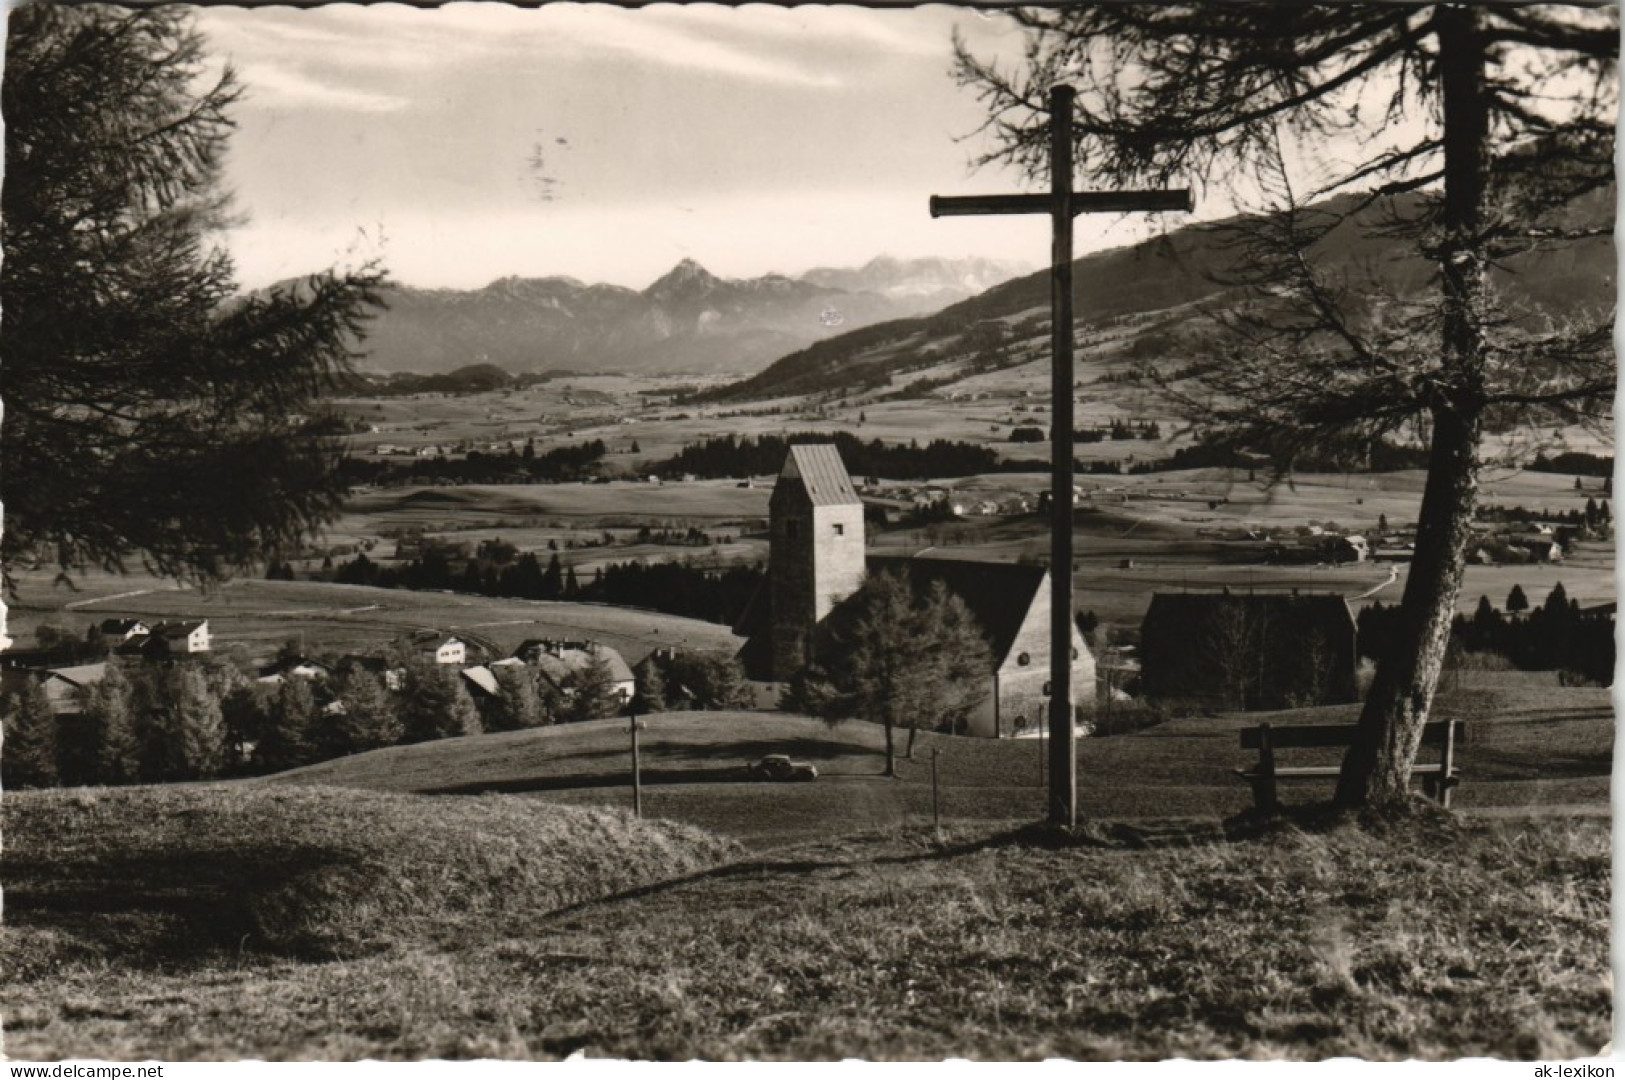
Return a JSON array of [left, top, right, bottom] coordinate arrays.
[[735, 444, 1094, 738]]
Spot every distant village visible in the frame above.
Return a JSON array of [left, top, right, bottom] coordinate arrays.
[[4, 445, 1612, 790]]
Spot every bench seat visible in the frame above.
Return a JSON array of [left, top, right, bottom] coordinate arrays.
[[1234, 762, 1449, 781], [1236, 719, 1462, 811]]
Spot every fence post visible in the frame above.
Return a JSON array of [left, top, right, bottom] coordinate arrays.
[[932, 746, 942, 829]]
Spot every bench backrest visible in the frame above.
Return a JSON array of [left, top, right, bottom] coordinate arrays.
[[1240, 719, 1459, 751]]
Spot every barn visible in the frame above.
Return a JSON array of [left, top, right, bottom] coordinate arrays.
[[1139, 591, 1359, 710]]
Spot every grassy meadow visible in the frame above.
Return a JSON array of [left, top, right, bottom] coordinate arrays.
[[3, 667, 1609, 1060], [4, 782, 1608, 1060], [265, 676, 1612, 846]]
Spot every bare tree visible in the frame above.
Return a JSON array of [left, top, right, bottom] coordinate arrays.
[[956, 4, 1615, 808]]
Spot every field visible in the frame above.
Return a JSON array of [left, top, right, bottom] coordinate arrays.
[[4, 573, 739, 665], [12, 454, 1606, 663], [265, 674, 1611, 846], [4, 680, 1610, 1060]]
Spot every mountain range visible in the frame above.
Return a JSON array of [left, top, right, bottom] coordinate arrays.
[[354, 256, 1030, 376], [709, 188, 1615, 403]]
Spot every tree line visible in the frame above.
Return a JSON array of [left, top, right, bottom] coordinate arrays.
[[1357, 583, 1613, 687], [0, 653, 482, 789], [330, 547, 764, 627], [0, 640, 762, 790], [653, 433, 1013, 481], [339, 439, 607, 487]]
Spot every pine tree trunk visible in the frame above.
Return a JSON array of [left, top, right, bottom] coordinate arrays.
[[884, 720, 897, 778], [1336, 5, 1488, 810], [906, 724, 918, 760]]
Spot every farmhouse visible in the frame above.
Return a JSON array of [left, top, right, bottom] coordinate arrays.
[[459, 664, 502, 700], [257, 657, 334, 684], [735, 444, 1094, 738], [118, 620, 211, 658], [515, 639, 636, 703], [98, 619, 149, 643], [0, 662, 108, 714], [1139, 592, 1358, 710], [411, 635, 467, 665]]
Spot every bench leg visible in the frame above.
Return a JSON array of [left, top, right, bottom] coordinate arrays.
[[1249, 775, 1280, 814]]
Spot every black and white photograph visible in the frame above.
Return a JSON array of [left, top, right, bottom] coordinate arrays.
[[0, 0, 1615, 1062]]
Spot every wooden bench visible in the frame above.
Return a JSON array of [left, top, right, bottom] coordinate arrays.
[[1236, 719, 1462, 812]]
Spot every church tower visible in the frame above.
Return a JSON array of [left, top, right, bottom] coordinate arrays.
[[767, 444, 866, 680]]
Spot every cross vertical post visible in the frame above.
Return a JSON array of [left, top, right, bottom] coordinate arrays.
[[629, 710, 643, 819], [1047, 85, 1077, 829], [930, 84, 1191, 830]]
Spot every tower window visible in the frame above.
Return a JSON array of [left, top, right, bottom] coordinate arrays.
[[1017, 652, 1031, 667], [785, 519, 799, 538], [833, 523, 844, 536]]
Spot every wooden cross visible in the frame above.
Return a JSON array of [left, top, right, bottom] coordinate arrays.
[[930, 85, 1191, 830]]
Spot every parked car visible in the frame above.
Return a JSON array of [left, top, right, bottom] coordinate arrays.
[[746, 754, 818, 782]]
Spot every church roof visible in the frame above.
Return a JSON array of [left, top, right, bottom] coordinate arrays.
[[780, 444, 860, 507], [866, 556, 1049, 664]]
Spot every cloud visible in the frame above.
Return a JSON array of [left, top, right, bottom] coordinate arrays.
[[200, 4, 912, 94], [235, 61, 409, 115]]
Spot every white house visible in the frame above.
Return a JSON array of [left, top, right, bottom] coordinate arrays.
[[426, 636, 467, 665]]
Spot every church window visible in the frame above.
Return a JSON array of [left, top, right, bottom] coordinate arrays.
[[833, 523, 844, 536], [1017, 651, 1031, 667], [785, 519, 799, 538]]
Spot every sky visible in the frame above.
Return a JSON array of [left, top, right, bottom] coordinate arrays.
[[193, 4, 1191, 292]]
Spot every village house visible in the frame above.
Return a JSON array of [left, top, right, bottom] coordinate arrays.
[[412, 634, 467, 665], [118, 620, 211, 658], [98, 619, 149, 644], [734, 444, 1094, 738], [0, 662, 108, 715], [514, 639, 636, 703], [458, 664, 502, 700], [256, 657, 334, 684], [336, 654, 406, 691]]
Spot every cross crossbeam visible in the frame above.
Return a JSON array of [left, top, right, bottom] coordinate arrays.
[[930, 84, 1191, 830], [930, 189, 1192, 218]]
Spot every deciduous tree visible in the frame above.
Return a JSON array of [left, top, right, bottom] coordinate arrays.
[[957, 3, 1616, 808], [666, 652, 755, 711], [793, 572, 993, 777]]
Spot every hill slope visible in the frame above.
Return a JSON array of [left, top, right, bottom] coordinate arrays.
[[266, 686, 1611, 845], [5, 782, 1607, 1059], [5, 784, 738, 964]]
